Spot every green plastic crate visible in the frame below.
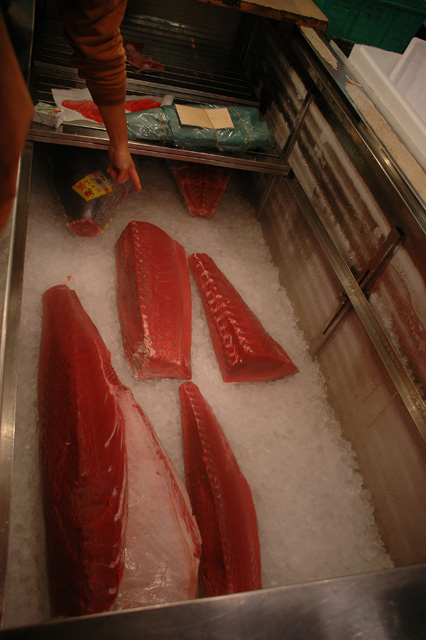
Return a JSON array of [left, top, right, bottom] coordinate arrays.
[[314, 0, 426, 52]]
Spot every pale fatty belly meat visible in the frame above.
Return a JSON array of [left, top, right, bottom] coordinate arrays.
[[115, 221, 192, 380], [115, 386, 201, 609]]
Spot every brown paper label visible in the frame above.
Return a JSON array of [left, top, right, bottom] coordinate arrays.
[[176, 105, 234, 129]]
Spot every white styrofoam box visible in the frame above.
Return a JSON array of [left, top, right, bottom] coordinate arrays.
[[348, 42, 426, 172], [389, 38, 426, 126]]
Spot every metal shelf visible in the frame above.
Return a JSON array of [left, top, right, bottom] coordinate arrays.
[[28, 0, 290, 175]]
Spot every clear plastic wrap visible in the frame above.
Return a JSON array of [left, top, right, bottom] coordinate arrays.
[[126, 104, 275, 152]]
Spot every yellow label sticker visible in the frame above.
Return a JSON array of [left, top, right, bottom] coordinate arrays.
[[72, 171, 112, 201]]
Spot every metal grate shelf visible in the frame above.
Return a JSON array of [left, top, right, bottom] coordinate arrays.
[[28, 0, 289, 175]]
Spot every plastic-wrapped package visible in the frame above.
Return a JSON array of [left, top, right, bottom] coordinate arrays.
[[52, 146, 132, 238], [126, 109, 173, 143], [126, 104, 275, 153]]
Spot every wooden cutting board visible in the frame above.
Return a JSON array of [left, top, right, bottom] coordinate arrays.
[[194, 0, 328, 29]]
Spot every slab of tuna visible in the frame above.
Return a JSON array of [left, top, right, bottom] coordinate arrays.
[[38, 284, 127, 617], [39, 284, 201, 617], [180, 381, 261, 596], [115, 386, 201, 609], [169, 161, 231, 219], [188, 253, 299, 382], [115, 221, 192, 380]]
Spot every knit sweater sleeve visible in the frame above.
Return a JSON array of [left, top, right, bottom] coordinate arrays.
[[55, 0, 127, 106]]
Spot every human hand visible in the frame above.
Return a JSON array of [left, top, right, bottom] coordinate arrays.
[[108, 146, 141, 192]]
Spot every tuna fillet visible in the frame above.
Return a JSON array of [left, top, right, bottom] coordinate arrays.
[[39, 284, 201, 617], [188, 253, 298, 382], [169, 161, 231, 219], [115, 386, 201, 609], [115, 221, 192, 380], [38, 285, 127, 617], [180, 381, 261, 596]]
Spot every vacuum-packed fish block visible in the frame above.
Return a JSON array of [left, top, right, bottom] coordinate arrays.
[[38, 285, 127, 617], [169, 161, 231, 219], [115, 221, 192, 380], [180, 381, 261, 596], [188, 253, 298, 382]]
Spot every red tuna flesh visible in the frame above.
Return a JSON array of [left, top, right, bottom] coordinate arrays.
[[124, 41, 165, 72], [188, 253, 299, 382], [62, 98, 162, 124], [115, 386, 201, 608], [62, 100, 104, 124], [180, 381, 261, 596], [169, 161, 231, 219], [115, 221, 192, 380], [38, 285, 127, 617], [125, 98, 162, 112]]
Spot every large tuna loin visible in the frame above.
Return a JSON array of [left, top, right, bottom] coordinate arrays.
[[115, 386, 201, 609], [39, 284, 201, 616], [52, 146, 131, 238], [180, 381, 261, 596], [169, 161, 231, 219], [115, 221, 192, 380], [188, 253, 298, 382], [38, 285, 127, 617]]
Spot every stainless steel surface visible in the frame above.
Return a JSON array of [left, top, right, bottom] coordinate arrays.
[[251, 21, 426, 565], [0, 0, 35, 625], [2, 2, 426, 637], [1, 564, 426, 639], [0, 144, 34, 625], [311, 226, 405, 356], [282, 90, 315, 158], [289, 26, 426, 228], [28, 125, 289, 174], [287, 175, 426, 440]]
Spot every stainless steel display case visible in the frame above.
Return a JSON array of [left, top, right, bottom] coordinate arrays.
[[1, 0, 426, 636]]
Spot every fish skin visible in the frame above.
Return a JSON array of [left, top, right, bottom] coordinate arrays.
[[38, 285, 127, 617], [179, 381, 262, 596], [169, 161, 231, 219], [188, 253, 299, 382], [52, 146, 131, 238], [115, 221, 192, 380], [114, 386, 201, 609]]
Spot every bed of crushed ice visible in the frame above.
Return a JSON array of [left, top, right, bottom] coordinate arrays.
[[3, 145, 393, 628]]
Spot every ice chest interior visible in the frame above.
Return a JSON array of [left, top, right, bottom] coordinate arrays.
[[1, 0, 426, 636]]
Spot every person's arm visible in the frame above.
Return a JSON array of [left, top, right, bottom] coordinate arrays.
[[56, 0, 141, 191], [0, 11, 34, 233], [98, 104, 141, 190]]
